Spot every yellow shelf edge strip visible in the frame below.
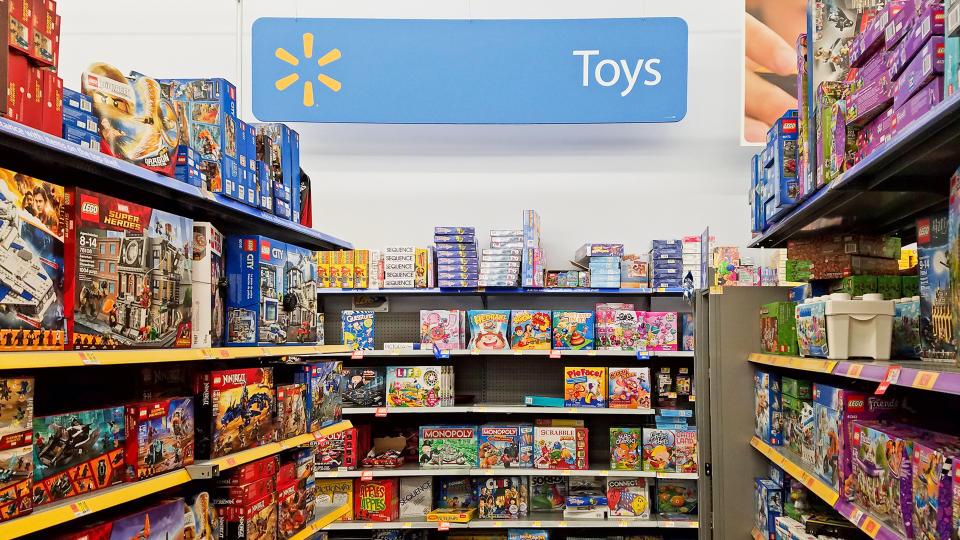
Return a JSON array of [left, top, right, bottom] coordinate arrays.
[[750, 436, 840, 506], [289, 502, 352, 540], [205, 420, 353, 473]]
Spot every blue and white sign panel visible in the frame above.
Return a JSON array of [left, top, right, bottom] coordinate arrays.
[[251, 18, 688, 124]]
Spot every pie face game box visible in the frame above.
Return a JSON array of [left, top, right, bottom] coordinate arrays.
[[564, 367, 607, 408]]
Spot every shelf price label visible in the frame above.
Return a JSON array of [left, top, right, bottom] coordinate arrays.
[[361, 471, 373, 481], [484, 469, 495, 475], [600, 470, 609, 476], [513, 350, 523, 356], [71, 500, 92, 517], [846, 363, 864, 377], [375, 407, 388, 417], [492, 521, 503, 527], [530, 521, 542, 527], [390, 349, 401, 355], [225, 457, 237, 467], [402, 522, 412, 528], [662, 520, 677, 528], [471, 349, 480, 355], [567, 408, 578, 414], [351, 351, 364, 360], [618, 520, 629, 527], [364, 523, 374, 529], [913, 371, 939, 390], [861, 517, 881, 538], [78, 352, 99, 365], [438, 522, 450, 531], [558, 521, 568, 527], [550, 350, 561, 359], [433, 344, 449, 359], [637, 351, 650, 360], [201, 348, 216, 359], [587, 350, 597, 356], [875, 366, 901, 395]]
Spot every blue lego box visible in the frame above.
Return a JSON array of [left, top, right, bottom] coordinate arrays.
[[766, 110, 799, 223], [436, 227, 476, 235], [225, 235, 288, 346], [62, 124, 100, 150], [285, 243, 321, 344], [244, 123, 259, 207], [342, 311, 375, 350], [62, 107, 97, 134], [754, 371, 782, 446], [251, 123, 294, 204], [235, 118, 255, 207], [257, 161, 274, 213], [175, 145, 205, 188], [275, 197, 292, 220], [755, 478, 783, 540], [291, 129, 301, 223], [63, 87, 93, 113]]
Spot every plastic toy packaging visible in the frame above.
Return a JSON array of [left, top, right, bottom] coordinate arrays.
[[644, 312, 678, 351]]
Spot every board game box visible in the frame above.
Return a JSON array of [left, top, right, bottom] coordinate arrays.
[[419, 425, 479, 468], [387, 366, 442, 408], [32, 406, 125, 505], [530, 476, 567, 512], [316, 478, 354, 520], [606, 478, 651, 519], [642, 428, 697, 474], [0, 377, 33, 521], [645, 311, 678, 351], [477, 423, 533, 468], [0, 169, 66, 351], [195, 367, 275, 459], [64, 188, 193, 349], [610, 427, 643, 470], [420, 309, 466, 350], [509, 310, 551, 350], [608, 367, 651, 409], [533, 426, 588, 470], [343, 366, 385, 407], [276, 384, 307, 440], [552, 311, 595, 350], [123, 396, 194, 481], [564, 367, 607, 408], [656, 479, 698, 514], [315, 426, 369, 471], [596, 310, 646, 351], [467, 310, 510, 350], [342, 310, 375, 350], [355, 478, 399, 522], [435, 477, 479, 509], [400, 476, 433, 518], [476, 476, 528, 519]]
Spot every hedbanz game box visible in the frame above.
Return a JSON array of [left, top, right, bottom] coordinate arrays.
[[32, 406, 125, 505], [0, 377, 33, 522], [467, 310, 510, 350], [64, 188, 193, 350], [195, 367, 275, 458], [0, 169, 67, 351], [123, 396, 194, 481]]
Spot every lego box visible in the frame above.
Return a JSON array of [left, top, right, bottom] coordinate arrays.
[[284, 243, 321, 344], [191, 222, 225, 348], [533, 426, 588, 470], [123, 396, 194, 481], [195, 367, 275, 459], [0, 377, 33, 522], [276, 383, 307, 440], [225, 235, 291, 346], [754, 371, 782, 446], [65, 188, 193, 350], [760, 302, 798, 356], [419, 425, 479, 468]]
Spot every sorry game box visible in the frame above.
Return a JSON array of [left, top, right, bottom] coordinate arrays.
[[552, 311, 595, 350], [419, 425, 479, 469], [509, 310, 551, 350], [64, 188, 193, 350], [533, 426, 588, 470], [530, 476, 567, 512], [477, 424, 533, 469], [564, 367, 607, 408], [123, 396, 194, 481], [476, 476, 529, 519], [196, 367, 275, 459], [0, 169, 67, 351], [32, 406, 125, 505], [0, 377, 33, 521], [468, 310, 510, 350]]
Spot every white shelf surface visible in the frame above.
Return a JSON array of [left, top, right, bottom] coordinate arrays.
[[340, 349, 693, 358], [315, 463, 697, 479], [342, 405, 657, 415], [323, 513, 696, 529]]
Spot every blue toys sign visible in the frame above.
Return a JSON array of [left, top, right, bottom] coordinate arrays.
[[251, 18, 688, 124]]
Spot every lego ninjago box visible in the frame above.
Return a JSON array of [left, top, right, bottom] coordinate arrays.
[[222, 492, 278, 540], [123, 396, 195, 481], [0, 168, 67, 351], [63, 188, 193, 350], [0, 377, 34, 523], [194, 367, 276, 459]]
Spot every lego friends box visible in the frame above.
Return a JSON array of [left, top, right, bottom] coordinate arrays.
[[64, 189, 193, 350]]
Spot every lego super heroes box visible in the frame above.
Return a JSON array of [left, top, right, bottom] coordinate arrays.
[[123, 396, 194, 481], [194, 367, 275, 459], [63, 188, 193, 350]]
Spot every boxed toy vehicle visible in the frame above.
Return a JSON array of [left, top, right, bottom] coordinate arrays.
[[917, 213, 956, 359], [608, 367, 651, 409], [552, 311, 594, 350], [64, 188, 193, 349], [760, 302, 798, 355], [642, 428, 697, 473], [276, 383, 307, 439], [645, 312, 678, 351], [476, 476, 528, 519], [533, 426, 588, 470], [467, 310, 509, 349], [32, 406, 125, 505], [195, 367, 275, 459], [420, 309, 465, 350], [606, 478, 650, 518], [192, 222, 225, 348], [400, 476, 433, 518], [0, 169, 66, 350], [284, 243, 320, 344], [123, 396, 194, 481], [343, 366, 385, 407], [754, 371, 782, 445], [657, 479, 698, 514], [315, 478, 353, 520], [610, 427, 643, 470], [478, 423, 533, 468], [419, 425, 479, 468], [564, 367, 607, 408], [342, 310, 375, 350], [387, 366, 443, 407], [61, 498, 186, 540], [530, 476, 567, 511], [81, 63, 180, 176], [509, 310, 551, 349], [315, 426, 368, 470], [356, 478, 399, 522], [225, 235, 291, 346], [0, 377, 33, 521]]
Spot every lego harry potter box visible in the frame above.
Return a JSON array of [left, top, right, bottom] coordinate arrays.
[[64, 188, 193, 350]]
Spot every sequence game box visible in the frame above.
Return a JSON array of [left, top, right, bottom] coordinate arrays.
[[399, 476, 433, 518], [533, 426, 588, 470], [509, 310, 551, 349], [552, 311, 595, 350], [476, 476, 529, 519], [468, 310, 510, 350], [419, 425, 479, 468], [123, 396, 194, 481], [477, 424, 533, 468], [0, 169, 67, 351], [0, 377, 33, 521], [64, 188, 193, 349], [32, 406, 125, 505], [196, 367, 275, 458]]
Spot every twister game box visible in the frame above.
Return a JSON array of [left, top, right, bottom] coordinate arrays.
[[552, 311, 594, 350], [564, 367, 607, 408], [468, 310, 510, 350]]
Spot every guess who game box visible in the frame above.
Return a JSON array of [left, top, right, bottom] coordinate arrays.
[[64, 188, 193, 350], [123, 396, 194, 481], [32, 406, 125, 505], [533, 426, 588, 470], [419, 425, 479, 469], [195, 367, 275, 459], [0, 377, 33, 522], [355, 478, 399, 522]]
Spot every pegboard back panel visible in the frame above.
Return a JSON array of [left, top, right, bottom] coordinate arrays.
[[325, 311, 422, 347]]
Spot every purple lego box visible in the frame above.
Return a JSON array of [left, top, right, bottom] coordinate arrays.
[[438, 279, 479, 288], [893, 36, 944, 109], [856, 107, 895, 161], [845, 60, 893, 128], [888, 5, 945, 79], [885, 0, 937, 49], [892, 76, 942, 136], [434, 227, 475, 235], [851, 1, 905, 67]]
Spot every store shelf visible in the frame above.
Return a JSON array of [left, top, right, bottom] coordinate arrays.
[[0, 344, 352, 370], [343, 349, 693, 358], [747, 88, 960, 248], [189, 421, 352, 478], [0, 469, 191, 538], [752, 527, 765, 540], [342, 404, 658, 415], [315, 463, 696, 479], [0, 117, 350, 250], [289, 503, 352, 540], [750, 437, 902, 540], [748, 353, 960, 396], [324, 513, 692, 529], [319, 287, 686, 296]]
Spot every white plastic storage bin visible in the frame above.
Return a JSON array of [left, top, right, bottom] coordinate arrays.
[[824, 293, 894, 360]]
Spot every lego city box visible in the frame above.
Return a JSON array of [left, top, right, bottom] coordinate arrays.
[[63, 188, 193, 350], [284, 243, 320, 344], [194, 367, 275, 459], [0, 377, 33, 522], [32, 405, 125, 506], [225, 234, 290, 346], [0, 168, 67, 350], [192, 222, 225, 348], [123, 396, 194, 481]]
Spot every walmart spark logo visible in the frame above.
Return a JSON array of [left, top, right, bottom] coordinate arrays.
[[274, 33, 341, 107]]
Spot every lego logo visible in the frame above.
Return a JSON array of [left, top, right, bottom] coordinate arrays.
[[86, 75, 99, 88], [918, 220, 931, 244], [213, 376, 222, 384], [783, 121, 796, 132], [80, 201, 98, 216], [260, 241, 271, 260], [244, 239, 256, 251]]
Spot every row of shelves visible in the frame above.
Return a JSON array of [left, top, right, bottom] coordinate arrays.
[[750, 437, 900, 540], [314, 463, 697, 480], [323, 513, 698, 530], [0, 421, 352, 538], [290, 503, 353, 540], [749, 353, 960, 396], [341, 404, 686, 416], [0, 345, 353, 369], [319, 287, 687, 296], [345, 349, 694, 358]]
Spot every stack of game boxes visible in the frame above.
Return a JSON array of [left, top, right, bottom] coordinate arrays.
[[681, 235, 713, 286], [61, 88, 98, 150], [650, 240, 683, 289], [521, 210, 544, 287], [574, 243, 624, 288], [317, 250, 371, 289], [3, 1, 62, 135], [436, 228, 480, 288], [214, 455, 280, 538], [480, 229, 521, 287], [382, 246, 417, 288], [251, 123, 300, 221]]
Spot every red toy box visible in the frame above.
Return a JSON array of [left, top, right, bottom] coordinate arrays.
[[123, 396, 194, 480], [355, 478, 399, 522], [216, 455, 278, 486]]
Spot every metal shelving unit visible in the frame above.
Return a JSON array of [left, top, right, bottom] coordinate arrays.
[[323, 513, 694, 530], [314, 463, 697, 479], [318, 287, 686, 296], [342, 404, 660, 415]]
